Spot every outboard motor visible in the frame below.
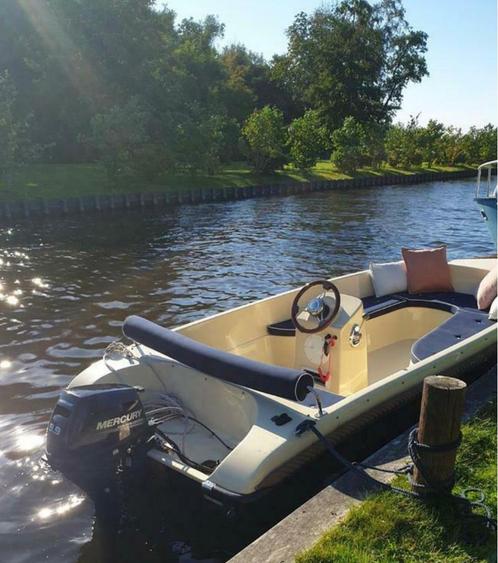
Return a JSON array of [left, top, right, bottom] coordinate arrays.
[[45, 384, 153, 504]]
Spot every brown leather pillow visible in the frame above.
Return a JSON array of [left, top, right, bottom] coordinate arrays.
[[401, 246, 454, 294]]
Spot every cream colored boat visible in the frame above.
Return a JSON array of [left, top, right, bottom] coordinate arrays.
[[45, 258, 496, 505]]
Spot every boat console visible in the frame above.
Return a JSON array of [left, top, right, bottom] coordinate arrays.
[[267, 282, 493, 395], [289, 281, 368, 396]]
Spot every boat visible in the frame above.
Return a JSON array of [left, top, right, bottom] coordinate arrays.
[[45, 257, 497, 507], [475, 160, 497, 247]]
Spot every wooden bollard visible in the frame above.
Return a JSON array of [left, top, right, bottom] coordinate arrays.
[[412, 375, 466, 495]]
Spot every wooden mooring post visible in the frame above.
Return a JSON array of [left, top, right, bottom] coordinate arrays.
[[412, 375, 467, 495]]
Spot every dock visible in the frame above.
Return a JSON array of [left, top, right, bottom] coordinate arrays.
[[229, 366, 497, 563]]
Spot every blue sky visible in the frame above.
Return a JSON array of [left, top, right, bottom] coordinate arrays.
[[159, 0, 497, 130]]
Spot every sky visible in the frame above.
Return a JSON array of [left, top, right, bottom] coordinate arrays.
[[158, 0, 497, 130]]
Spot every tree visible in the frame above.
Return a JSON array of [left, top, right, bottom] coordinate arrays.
[[220, 44, 303, 125], [287, 110, 329, 169], [86, 97, 150, 179], [441, 126, 465, 166], [362, 123, 387, 168], [475, 124, 497, 163], [418, 119, 446, 166], [0, 72, 38, 186], [274, 0, 428, 132], [331, 116, 366, 173], [172, 111, 237, 174], [454, 125, 497, 165], [385, 116, 423, 168], [242, 106, 287, 173]]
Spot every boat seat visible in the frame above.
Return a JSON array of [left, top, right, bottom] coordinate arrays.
[[411, 308, 494, 362], [267, 318, 296, 337], [361, 291, 493, 363], [361, 291, 479, 319]]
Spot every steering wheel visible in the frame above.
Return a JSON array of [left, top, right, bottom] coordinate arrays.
[[291, 280, 341, 334]]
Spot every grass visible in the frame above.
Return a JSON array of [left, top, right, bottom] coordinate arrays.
[[0, 161, 474, 203], [297, 399, 497, 563]]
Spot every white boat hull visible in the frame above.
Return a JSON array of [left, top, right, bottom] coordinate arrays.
[[64, 258, 496, 502]]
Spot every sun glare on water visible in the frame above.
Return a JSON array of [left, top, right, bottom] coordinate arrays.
[[36, 495, 85, 521], [5, 295, 19, 306], [31, 277, 48, 288], [16, 432, 45, 452]]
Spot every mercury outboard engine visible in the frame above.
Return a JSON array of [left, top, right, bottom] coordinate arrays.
[[45, 384, 153, 504]]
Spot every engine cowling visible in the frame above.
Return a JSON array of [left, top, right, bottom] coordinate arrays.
[[45, 384, 151, 499]]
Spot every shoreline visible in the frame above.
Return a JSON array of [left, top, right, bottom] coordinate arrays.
[[0, 168, 475, 221]]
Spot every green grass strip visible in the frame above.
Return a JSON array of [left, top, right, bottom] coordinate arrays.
[[297, 399, 497, 563], [0, 162, 473, 203]]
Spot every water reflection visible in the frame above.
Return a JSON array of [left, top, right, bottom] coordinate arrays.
[[15, 431, 45, 452], [0, 179, 494, 562], [36, 494, 85, 521]]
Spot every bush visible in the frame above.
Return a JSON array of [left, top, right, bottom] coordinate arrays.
[[287, 110, 329, 169], [330, 117, 366, 173], [242, 106, 287, 173], [132, 144, 175, 181]]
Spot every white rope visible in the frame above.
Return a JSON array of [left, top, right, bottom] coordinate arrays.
[[103, 340, 138, 372], [141, 392, 195, 454], [102, 339, 195, 454]]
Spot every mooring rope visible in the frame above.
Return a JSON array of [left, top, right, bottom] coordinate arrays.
[[296, 420, 496, 544], [406, 427, 462, 494]]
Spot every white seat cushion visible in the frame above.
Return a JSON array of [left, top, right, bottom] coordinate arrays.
[[369, 260, 408, 298]]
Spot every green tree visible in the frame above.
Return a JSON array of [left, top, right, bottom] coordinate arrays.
[[362, 123, 387, 168], [274, 0, 428, 132], [331, 116, 366, 173], [418, 119, 446, 166], [0, 71, 38, 187], [385, 116, 423, 168], [86, 97, 150, 179], [456, 125, 497, 165], [287, 110, 329, 169], [441, 126, 465, 166], [173, 111, 236, 174], [475, 124, 497, 163], [220, 44, 303, 125], [219, 45, 261, 124], [242, 106, 287, 173]]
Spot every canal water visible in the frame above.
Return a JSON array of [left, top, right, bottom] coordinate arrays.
[[0, 179, 494, 562]]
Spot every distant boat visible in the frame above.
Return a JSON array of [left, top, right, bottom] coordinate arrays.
[[475, 160, 497, 247]]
